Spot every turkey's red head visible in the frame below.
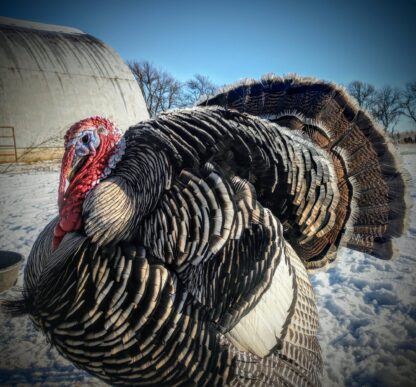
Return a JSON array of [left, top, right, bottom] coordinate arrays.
[[53, 117, 123, 250]]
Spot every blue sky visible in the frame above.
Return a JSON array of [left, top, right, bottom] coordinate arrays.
[[1, 0, 415, 129]]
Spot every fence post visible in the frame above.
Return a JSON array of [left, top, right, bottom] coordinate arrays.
[[0, 126, 17, 163]]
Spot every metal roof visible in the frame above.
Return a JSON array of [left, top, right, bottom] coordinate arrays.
[[0, 17, 149, 152], [0, 16, 134, 79]]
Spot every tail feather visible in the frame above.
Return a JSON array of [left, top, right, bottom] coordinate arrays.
[[201, 74, 411, 267]]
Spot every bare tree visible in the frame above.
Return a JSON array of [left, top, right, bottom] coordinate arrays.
[[347, 80, 375, 110], [183, 74, 218, 106], [129, 61, 184, 117], [401, 81, 416, 125], [370, 86, 403, 133]]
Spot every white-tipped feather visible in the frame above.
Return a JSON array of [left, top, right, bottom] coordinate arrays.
[[226, 246, 295, 358]]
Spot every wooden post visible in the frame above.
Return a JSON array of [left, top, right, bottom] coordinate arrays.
[[0, 126, 17, 163]]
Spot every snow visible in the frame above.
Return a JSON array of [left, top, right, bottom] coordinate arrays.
[[311, 145, 416, 387], [0, 147, 415, 386], [0, 162, 102, 386]]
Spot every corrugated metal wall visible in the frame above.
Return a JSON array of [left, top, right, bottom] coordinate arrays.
[[0, 17, 149, 162]]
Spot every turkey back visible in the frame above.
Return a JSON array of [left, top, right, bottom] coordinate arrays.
[[200, 75, 411, 268]]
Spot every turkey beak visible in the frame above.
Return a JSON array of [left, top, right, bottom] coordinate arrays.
[[59, 148, 75, 208], [67, 156, 87, 182]]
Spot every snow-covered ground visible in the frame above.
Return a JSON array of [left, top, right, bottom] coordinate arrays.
[[0, 147, 415, 386], [311, 145, 416, 387]]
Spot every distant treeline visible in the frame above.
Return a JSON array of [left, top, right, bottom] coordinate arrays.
[[346, 80, 416, 134], [391, 130, 416, 144], [128, 61, 416, 135], [128, 61, 218, 117]]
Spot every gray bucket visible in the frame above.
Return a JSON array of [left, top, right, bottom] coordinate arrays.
[[0, 251, 23, 293]]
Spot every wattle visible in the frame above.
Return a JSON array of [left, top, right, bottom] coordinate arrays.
[[53, 165, 102, 250], [52, 134, 124, 250]]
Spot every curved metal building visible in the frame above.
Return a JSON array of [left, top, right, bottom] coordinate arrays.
[[0, 17, 149, 162]]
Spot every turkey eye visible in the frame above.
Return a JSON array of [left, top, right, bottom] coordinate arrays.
[[82, 134, 89, 144]]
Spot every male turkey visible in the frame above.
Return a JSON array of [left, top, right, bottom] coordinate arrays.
[[12, 76, 409, 386]]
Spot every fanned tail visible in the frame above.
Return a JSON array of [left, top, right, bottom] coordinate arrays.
[[201, 75, 411, 268]]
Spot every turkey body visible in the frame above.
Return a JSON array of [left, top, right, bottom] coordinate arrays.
[[19, 76, 409, 386]]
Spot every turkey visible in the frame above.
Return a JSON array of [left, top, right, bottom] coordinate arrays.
[[7, 75, 409, 386]]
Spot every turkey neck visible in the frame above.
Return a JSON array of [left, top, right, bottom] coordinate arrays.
[[113, 132, 174, 222]]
